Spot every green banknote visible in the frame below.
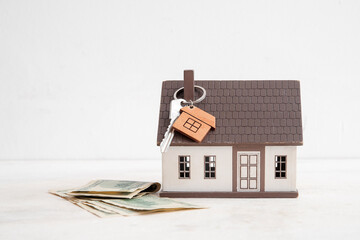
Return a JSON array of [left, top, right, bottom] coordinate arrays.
[[50, 189, 141, 217], [49, 180, 203, 218], [67, 180, 161, 199], [103, 194, 203, 211]]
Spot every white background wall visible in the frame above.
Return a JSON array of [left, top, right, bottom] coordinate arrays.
[[0, 0, 359, 160]]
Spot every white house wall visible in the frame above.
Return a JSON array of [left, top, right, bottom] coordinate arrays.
[[264, 146, 297, 191], [162, 146, 233, 192]]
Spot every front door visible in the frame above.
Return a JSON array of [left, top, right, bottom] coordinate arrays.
[[237, 152, 260, 191]]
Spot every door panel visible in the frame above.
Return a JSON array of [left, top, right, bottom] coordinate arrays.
[[249, 166, 257, 178], [250, 155, 257, 164], [240, 155, 248, 164], [241, 166, 248, 177], [240, 179, 248, 189], [249, 179, 257, 189]]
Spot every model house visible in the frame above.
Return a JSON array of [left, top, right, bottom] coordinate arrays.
[[157, 75, 303, 198]]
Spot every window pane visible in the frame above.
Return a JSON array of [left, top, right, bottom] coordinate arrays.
[[187, 118, 194, 124], [205, 157, 209, 162], [241, 166, 248, 178], [184, 123, 192, 129], [180, 172, 184, 178], [211, 172, 215, 178], [241, 155, 248, 164], [190, 126, 198, 132], [179, 156, 184, 162], [275, 172, 280, 178], [185, 156, 190, 162], [185, 172, 190, 178], [205, 172, 209, 178], [185, 163, 190, 170], [281, 162, 286, 171], [210, 156, 215, 162], [250, 166, 256, 177], [240, 180, 248, 189], [249, 180, 257, 189], [281, 172, 286, 178], [205, 164, 209, 171], [250, 155, 257, 164], [210, 167, 215, 171], [193, 122, 201, 128], [281, 156, 286, 162], [180, 163, 184, 171], [275, 162, 280, 170]]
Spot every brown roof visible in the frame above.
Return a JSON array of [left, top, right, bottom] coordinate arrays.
[[157, 80, 303, 146]]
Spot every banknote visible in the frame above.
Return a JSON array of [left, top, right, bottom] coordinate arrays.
[[66, 180, 161, 199], [49, 189, 115, 217], [102, 194, 203, 211], [76, 202, 118, 218], [49, 180, 203, 218], [84, 200, 143, 216], [72, 180, 161, 193], [50, 189, 143, 217]]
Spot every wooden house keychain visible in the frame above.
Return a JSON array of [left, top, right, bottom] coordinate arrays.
[[160, 71, 216, 153]]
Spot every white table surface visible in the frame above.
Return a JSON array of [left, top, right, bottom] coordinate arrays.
[[0, 159, 359, 240]]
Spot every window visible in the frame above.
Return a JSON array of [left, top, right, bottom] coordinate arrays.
[[204, 156, 216, 179], [183, 117, 202, 133], [179, 156, 190, 179], [275, 156, 286, 179]]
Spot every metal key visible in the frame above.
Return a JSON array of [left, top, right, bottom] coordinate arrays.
[[160, 99, 184, 153]]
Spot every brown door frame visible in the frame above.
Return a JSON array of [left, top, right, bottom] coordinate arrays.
[[232, 145, 265, 192]]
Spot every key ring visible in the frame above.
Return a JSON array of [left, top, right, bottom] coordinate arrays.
[[173, 85, 206, 104]]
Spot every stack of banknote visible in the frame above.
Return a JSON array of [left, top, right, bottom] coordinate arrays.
[[50, 180, 202, 217]]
